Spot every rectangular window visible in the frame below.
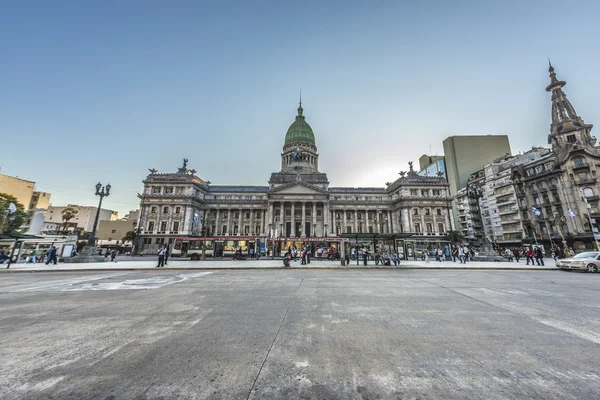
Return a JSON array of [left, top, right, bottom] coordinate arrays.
[[151, 207, 156, 213], [235, 212, 240, 218], [438, 223, 444, 234], [222, 225, 227, 234], [148, 221, 155, 231], [425, 209, 431, 215], [369, 226, 374, 233], [286, 209, 291, 216], [346, 212, 351, 219], [245, 212, 250, 218], [173, 221, 179, 232], [256, 212, 261, 218], [175, 207, 181, 214], [160, 221, 167, 232], [152, 187, 162, 194], [164, 187, 173, 194], [346, 226, 352, 233], [414, 223, 421, 234], [111, 229, 116, 234], [317, 210, 322, 216], [567, 135, 576, 143], [410, 189, 418, 196], [413, 209, 419, 216], [244, 226, 249, 234], [421, 190, 429, 196], [357, 213, 362, 220], [436, 209, 442, 216], [426, 223, 433, 234], [163, 207, 169, 213]]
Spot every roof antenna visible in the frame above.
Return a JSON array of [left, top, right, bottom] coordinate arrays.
[[299, 89, 302, 107]]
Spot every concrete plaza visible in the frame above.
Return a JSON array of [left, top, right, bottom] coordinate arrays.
[[1, 269, 599, 399]]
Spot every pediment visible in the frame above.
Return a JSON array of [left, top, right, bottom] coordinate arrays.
[[271, 183, 326, 195]]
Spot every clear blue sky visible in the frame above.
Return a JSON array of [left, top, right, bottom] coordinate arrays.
[[1, 0, 599, 216]]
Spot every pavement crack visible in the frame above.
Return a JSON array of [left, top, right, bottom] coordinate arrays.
[[245, 269, 307, 400]]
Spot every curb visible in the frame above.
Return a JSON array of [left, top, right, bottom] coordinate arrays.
[[0, 267, 559, 273]]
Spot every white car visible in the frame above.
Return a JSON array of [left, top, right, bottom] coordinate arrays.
[[556, 252, 600, 272]]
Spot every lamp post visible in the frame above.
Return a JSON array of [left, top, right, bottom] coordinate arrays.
[[271, 215, 278, 259], [335, 215, 345, 265], [88, 182, 111, 246], [200, 210, 214, 260], [552, 214, 568, 254]]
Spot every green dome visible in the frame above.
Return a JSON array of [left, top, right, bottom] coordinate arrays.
[[284, 103, 315, 146]]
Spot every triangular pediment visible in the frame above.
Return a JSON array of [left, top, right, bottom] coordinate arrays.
[[270, 182, 327, 195]]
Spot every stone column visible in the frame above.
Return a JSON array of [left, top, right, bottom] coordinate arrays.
[[366, 209, 370, 233], [343, 208, 347, 234], [388, 210, 393, 232], [323, 202, 330, 237], [432, 211, 438, 235], [268, 203, 274, 236], [354, 210, 358, 233], [279, 202, 284, 238], [261, 209, 266, 236], [312, 202, 317, 237], [250, 208, 255, 235], [215, 208, 221, 235], [421, 213, 426, 235], [236, 209, 242, 236], [301, 202, 306, 238], [291, 202, 296, 238], [226, 208, 232, 236]]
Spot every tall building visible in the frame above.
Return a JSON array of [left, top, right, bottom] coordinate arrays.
[[137, 102, 454, 257], [46, 205, 118, 233], [0, 173, 51, 211], [443, 135, 512, 196], [419, 155, 444, 171], [511, 63, 600, 251]]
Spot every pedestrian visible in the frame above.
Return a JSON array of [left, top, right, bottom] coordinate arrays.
[[424, 249, 430, 263], [535, 246, 545, 266], [438, 248, 444, 262], [156, 246, 166, 267], [164, 245, 170, 265], [351, 247, 356, 261], [301, 247, 307, 265], [45, 246, 57, 265], [363, 249, 369, 265], [525, 247, 534, 265], [512, 248, 520, 263], [27, 249, 37, 263], [250, 247, 255, 259], [306, 247, 311, 264], [110, 250, 117, 263]]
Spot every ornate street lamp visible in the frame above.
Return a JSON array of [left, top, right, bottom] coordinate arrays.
[[88, 182, 111, 246], [199, 212, 214, 261]]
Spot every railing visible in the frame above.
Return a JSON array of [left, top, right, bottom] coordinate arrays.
[[578, 177, 597, 185]]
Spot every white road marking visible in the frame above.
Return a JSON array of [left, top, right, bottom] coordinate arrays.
[[12, 272, 133, 292], [63, 272, 213, 291], [537, 319, 600, 345]]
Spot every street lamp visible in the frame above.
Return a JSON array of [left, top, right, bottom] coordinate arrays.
[[552, 214, 569, 253], [200, 211, 215, 260], [88, 182, 111, 246]]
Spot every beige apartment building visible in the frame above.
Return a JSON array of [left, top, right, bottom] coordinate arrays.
[[96, 219, 136, 246], [0, 174, 51, 210], [46, 205, 118, 233]]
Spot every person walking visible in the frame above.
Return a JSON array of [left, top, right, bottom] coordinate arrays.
[[27, 249, 37, 263], [512, 248, 520, 263], [163, 245, 170, 265], [525, 247, 533, 265], [156, 246, 166, 267], [424, 248, 430, 263], [45, 246, 57, 265], [362, 249, 369, 266], [249, 247, 255, 259], [535, 246, 545, 266], [110, 250, 117, 263]]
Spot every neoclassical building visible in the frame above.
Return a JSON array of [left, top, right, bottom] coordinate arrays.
[[136, 101, 453, 257]]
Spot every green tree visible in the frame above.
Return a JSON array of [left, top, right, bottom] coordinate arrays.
[[76, 241, 87, 252], [443, 230, 465, 244], [61, 206, 78, 233], [122, 230, 137, 244], [0, 193, 28, 235]]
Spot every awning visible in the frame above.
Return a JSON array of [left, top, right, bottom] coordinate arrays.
[[339, 233, 414, 240]]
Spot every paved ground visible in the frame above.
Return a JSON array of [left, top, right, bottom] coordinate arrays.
[[1, 269, 598, 399], [2, 257, 555, 271]]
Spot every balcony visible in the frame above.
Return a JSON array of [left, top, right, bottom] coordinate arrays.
[[498, 208, 518, 216], [500, 217, 521, 225], [578, 177, 597, 185], [584, 195, 600, 202]]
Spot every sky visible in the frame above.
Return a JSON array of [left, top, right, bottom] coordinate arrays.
[[1, 0, 600, 216]]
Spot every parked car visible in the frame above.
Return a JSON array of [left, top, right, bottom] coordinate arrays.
[[556, 251, 600, 272]]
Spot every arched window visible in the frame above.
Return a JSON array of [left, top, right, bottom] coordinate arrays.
[[535, 197, 541, 206], [583, 187, 594, 198], [573, 157, 584, 168]]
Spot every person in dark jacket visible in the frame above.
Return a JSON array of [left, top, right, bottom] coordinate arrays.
[[45, 246, 58, 265], [535, 246, 545, 266]]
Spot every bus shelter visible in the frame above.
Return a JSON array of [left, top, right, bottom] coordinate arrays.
[[339, 233, 414, 264], [0, 234, 45, 268]]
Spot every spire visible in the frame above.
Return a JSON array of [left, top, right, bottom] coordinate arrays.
[[297, 91, 304, 118]]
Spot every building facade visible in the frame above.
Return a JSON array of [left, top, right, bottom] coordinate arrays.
[[137, 102, 454, 257], [46, 205, 118, 233]]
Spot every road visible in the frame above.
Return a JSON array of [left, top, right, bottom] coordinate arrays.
[[1, 269, 599, 399]]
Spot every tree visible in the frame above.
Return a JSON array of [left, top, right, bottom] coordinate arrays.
[[444, 230, 465, 244], [0, 193, 28, 235], [122, 230, 137, 244], [61, 206, 78, 233]]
